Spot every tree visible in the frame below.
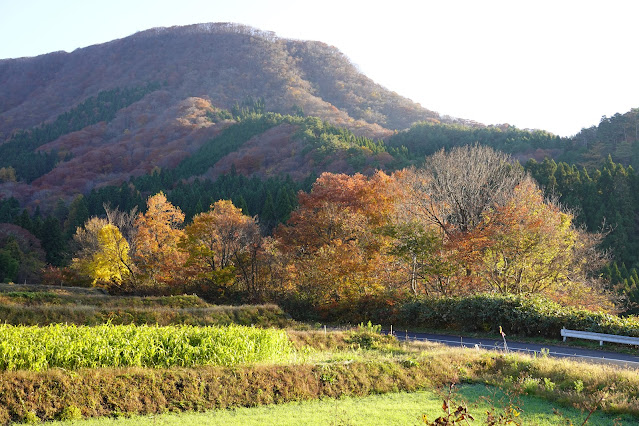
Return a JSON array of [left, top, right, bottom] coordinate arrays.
[[64, 195, 89, 238], [182, 200, 268, 301], [383, 219, 452, 296], [400, 146, 609, 304], [134, 192, 187, 288], [276, 172, 402, 308], [0, 224, 46, 284], [476, 178, 577, 294], [181, 201, 239, 293], [407, 144, 526, 236], [88, 224, 131, 287]]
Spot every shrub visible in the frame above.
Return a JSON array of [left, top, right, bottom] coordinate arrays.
[[394, 294, 639, 339]]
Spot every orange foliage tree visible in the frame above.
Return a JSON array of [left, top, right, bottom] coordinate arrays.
[[475, 178, 608, 307], [401, 146, 609, 305], [276, 171, 403, 310], [134, 192, 187, 289]]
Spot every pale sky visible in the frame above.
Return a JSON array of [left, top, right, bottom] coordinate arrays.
[[1, 0, 637, 137]]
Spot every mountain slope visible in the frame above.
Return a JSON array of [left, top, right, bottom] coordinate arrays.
[[0, 23, 439, 141], [0, 22, 450, 208]]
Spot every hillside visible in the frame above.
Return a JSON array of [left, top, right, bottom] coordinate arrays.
[[0, 22, 454, 208]]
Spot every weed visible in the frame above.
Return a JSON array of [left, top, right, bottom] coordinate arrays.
[[402, 358, 420, 368], [357, 321, 381, 334], [421, 383, 475, 425], [22, 411, 40, 424], [59, 405, 82, 421], [520, 377, 540, 395]]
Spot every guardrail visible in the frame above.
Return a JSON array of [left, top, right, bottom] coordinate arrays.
[[561, 328, 639, 346]]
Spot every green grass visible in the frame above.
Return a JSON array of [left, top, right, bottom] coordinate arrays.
[[0, 324, 293, 371], [48, 384, 631, 425]]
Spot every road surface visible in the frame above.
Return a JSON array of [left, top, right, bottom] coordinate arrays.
[[388, 330, 639, 369]]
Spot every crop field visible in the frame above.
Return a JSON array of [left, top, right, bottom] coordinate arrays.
[[0, 324, 293, 371], [0, 285, 637, 425]]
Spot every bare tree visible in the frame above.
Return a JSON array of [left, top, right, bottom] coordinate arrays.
[[104, 203, 138, 253], [406, 144, 526, 236], [72, 216, 108, 263]]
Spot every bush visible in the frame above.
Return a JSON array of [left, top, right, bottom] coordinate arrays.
[[302, 293, 639, 339], [395, 294, 639, 338]]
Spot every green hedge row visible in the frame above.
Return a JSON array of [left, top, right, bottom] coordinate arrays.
[[295, 294, 639, 339], [396, 294, 639, 338]]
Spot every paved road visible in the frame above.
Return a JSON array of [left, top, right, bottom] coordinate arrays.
[[388, 330, 639, 369]]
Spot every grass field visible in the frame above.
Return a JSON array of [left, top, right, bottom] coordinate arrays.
[[49, 384, 631, 425]]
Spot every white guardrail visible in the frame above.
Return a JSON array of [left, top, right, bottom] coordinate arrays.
[[561, 328, 639, 346]]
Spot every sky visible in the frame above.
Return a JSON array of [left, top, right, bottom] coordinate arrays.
[[1, 0, 638, 137]]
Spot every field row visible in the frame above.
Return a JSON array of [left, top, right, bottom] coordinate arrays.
[[0, 324, 293, 371]]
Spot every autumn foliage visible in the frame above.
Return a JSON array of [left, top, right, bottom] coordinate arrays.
[[134, 192, 187, 287], [67, 146, 610, 313], [275, 172, 403, 310]]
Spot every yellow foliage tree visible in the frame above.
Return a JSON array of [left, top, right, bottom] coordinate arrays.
[[72, 221, 131, 288], [182, 200, 268, 300], [90, 224, 131, 286]]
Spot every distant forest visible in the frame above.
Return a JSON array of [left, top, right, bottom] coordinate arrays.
[[1, 89, 638, 312]]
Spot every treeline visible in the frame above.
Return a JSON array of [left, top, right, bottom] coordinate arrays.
[[0, 83, 161, 182], [39, 147, 610, 322], [386, 121, 564, 159], [525, 156, 639, 309], [0, 170, 310, 277], [560, 109, 639, 168]]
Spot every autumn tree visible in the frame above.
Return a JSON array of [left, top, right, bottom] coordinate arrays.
[[401, 146, 609, 305], [276, 172, 402, 309], [71, 217, 132, 288], [182, 200, 270, 301], [134, 192, 187, 289], [89, 224, 131, 286], [457, 177, 610, 307], [182, 200, 243, 295], [71, 216, 108, 277], [477, 178, 577, 293]]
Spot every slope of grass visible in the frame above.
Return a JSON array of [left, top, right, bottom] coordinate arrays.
[[0, 330, 638, 424], [49, 385, 629, 425], [0, 286, 295, 328]]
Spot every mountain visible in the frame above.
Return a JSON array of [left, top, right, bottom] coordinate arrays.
[[0, 22, 456, 209], [3, 22, 635, 214]]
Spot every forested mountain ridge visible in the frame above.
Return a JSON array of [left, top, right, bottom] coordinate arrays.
[[0, 22, 443, 140], [0, 22, 457, 208]]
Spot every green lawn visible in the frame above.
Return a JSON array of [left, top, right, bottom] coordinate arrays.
[[51, 384, 632, 425]]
